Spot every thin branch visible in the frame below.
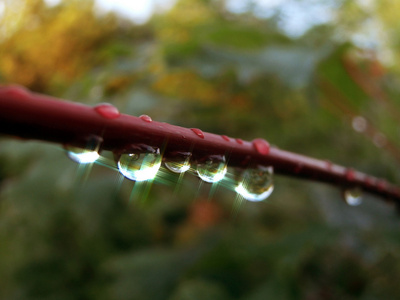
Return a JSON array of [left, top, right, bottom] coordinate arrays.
[[0, 85, 399, 204]]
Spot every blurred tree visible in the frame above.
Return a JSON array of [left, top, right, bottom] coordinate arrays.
[[0, 0, 133, 92]]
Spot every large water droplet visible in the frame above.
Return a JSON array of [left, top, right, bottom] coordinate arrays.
[[94, 103, 120, 119], [65, 137, 101, 164], [191, 128, 205, 139], [235, 166, 274, 202], [117, 148, 162, 182], [344, 187, 362, 206], [196, 155, 227, 183], [165, 152, 191, 173]]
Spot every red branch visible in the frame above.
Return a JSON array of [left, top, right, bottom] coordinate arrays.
[[0, 85, 399, 204]]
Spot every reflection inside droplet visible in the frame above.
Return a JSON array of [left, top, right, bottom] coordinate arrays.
[[235, 166, 274, 201], [117, 148, 162, 182], [165, 152, 191, 173], [196, 155, 227, 183]]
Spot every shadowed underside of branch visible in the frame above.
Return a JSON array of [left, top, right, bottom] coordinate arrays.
[[0, 85, 399, 205]]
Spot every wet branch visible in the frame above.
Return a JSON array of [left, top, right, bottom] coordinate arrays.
[[0, 85, 399, 204]]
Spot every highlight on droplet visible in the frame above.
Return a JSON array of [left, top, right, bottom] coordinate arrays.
[[65, 136, 102, 164], [343, 187, 362, 206], [235, 166, 274, 201], [117, 147, 162, 182], [196, 155, 227, 183]]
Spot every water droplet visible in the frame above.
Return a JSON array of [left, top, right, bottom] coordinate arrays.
[[191, 128, 205, 139], [352, 116, 367, 133], [65, 137, 101, 164], [94, 103, 120, 119], [235, 138, 244, 145], [344, 187, 362, 206], [139, 114, 152, 123], [117, 148, 162, 182], [221, 135, 230, 142], [235, 166, 274, 202], [196, 155, 227, 183], [66, 147, 100, 164], [252, 138, 270, 155], [165, 152, 191, 173]]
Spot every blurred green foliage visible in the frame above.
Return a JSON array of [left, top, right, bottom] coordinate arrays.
[[1, 0, 400, 299]]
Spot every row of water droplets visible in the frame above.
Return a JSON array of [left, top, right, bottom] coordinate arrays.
[[64, 138, 274, 202], [64, 105, 365, 205], [64, 138, 367, 205]]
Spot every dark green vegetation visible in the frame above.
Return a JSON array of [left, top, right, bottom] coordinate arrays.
[[1, 0, 400, 299]]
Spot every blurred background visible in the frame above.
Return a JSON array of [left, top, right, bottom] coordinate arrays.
[[1, 0, 400, 299]]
